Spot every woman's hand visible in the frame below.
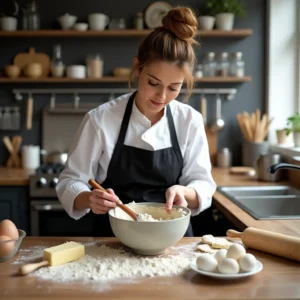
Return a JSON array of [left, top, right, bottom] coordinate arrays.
[[165, 185, 188, 212], [89, 188, 119, 214]]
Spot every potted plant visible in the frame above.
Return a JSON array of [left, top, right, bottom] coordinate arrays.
[[198, 6, 215, 30], [285, 113, 300, 147], [205, 0, 246, 31]]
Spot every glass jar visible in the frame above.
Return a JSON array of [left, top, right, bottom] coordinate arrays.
[[51, 44, 65, 78], [11, 106, 21, 130], [22, 0, 40, 30], [201, 52, 216, 77], [230, 52, 245, 77], [135, 12, 144, 30], [216, 52, 229, 77], [86, 54, 103, 78], [194, 64, 203, 78]]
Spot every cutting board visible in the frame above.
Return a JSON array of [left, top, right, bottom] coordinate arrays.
[[13, 47, 50, 77]]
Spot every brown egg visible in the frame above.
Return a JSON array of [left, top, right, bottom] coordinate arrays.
[[0, 235, 15, 257], [0, 219, 19, 240]]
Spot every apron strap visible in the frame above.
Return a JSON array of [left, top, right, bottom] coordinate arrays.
[[166, 105, 183, 166], [117, 91, 136, 145]]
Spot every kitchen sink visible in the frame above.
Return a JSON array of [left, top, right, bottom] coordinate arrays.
[[217, 186, 300, 220]]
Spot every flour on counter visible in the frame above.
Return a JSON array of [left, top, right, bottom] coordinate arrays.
[[12, 241, 199, 286]]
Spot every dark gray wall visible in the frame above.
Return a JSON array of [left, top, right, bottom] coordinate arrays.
[[0, 0, 266, 166]]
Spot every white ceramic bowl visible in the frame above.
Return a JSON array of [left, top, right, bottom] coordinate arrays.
[[66, 65, 86, 78], [73, 22, 88, 31], [109, 202, 191, 256]]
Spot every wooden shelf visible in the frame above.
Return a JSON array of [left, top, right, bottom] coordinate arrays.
[[0, 76, 252, 83], [0, 29, 253, 38], [195, 76, 252, 83]]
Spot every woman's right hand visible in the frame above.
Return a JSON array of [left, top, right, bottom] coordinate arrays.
[[89, 188, 119, 214]]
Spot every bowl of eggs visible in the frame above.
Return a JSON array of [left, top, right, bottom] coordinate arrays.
[[0, 219, 26, 262], [191, 243, 263, 279]]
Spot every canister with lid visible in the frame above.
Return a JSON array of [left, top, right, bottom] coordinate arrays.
[[217, 148, 232, 168]]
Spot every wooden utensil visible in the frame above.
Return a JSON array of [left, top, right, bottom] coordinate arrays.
[[227, 227, 300, 262], [3, 135, 22, 168], [26, 94, 33, 130], [236, 110, 273, 143], [88, 179, 138, 221], [14, 47, 50, 77]]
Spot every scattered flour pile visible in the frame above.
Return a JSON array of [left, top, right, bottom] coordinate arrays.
[[13, 242, 199, 284]]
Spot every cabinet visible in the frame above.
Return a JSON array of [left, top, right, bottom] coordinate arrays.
[[0, 187, 29, 233]]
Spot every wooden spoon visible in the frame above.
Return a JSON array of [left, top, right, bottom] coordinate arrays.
[[88, 179, 138, 221]]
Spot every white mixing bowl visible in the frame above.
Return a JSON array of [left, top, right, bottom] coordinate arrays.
[[109, 202, 191, 255]]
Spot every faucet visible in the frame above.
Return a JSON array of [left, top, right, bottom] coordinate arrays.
[[268, 163, 300, 174]]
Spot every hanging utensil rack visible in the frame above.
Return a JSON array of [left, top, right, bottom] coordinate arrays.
[[13, 88, 237, 105]]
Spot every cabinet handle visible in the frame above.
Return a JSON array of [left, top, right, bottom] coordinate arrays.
[[32, 204, 64, 211]]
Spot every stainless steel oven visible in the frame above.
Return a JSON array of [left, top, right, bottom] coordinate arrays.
[[29, 165, 94, 236]]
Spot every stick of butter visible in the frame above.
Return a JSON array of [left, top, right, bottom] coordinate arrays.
[[19, 241, 85, 275]]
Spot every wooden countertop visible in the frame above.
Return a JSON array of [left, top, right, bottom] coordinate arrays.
[[0, 167, 33, 186], [0, 166, 299, 237], [1, 237, 300, 300]]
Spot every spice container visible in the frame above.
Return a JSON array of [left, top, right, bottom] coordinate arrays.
[[86, 54, 103, 78], [230, 52, 245, 77], [194, 64, 203, 78], [2, 107, 12, 130], [202, 52, 216, 77], [11, 106, 21, 130], [216, 52, 229, 77], [51, 44, 65, 78], [217, 148, 232, 168]]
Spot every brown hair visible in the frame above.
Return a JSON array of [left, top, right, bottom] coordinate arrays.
[[129, 6, 199, 100]]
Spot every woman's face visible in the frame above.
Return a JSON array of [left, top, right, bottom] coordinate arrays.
[[134, 59, 185, 119]]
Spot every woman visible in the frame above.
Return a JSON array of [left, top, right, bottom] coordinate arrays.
[[56, 6, 216, 237]]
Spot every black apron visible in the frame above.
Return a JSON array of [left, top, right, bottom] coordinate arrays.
[[92, 92, 193, 237]]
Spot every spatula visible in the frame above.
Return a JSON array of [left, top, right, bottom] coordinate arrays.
[[88, 179, 138, 221]]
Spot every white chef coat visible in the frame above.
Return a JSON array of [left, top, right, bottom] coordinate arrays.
[[56, 92, 216, 219]]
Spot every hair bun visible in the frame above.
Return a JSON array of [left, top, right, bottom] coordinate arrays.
[[162, 7, 198, 43]]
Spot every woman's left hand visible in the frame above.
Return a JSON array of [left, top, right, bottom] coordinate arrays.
[[165, 185, 188, 212]]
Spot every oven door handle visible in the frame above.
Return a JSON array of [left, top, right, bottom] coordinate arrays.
[[32, 204, 64, 211]]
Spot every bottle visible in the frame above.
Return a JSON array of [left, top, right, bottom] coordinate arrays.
[[201, 52, 216, 77], [230, 52, 245, 77], [135, 12, 144, 30], [216, 52, 229, 77], [22, 0, 40, 30], [51, 44, 65, 78], [194, 64, 203, 78]]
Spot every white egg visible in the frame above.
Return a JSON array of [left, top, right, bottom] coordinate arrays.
[[239, 253, 257, 272], [196, 253, 218, 272], [218, 258, 240, 274], [213, 249, 227, 263], [226, 243, 246, 261]]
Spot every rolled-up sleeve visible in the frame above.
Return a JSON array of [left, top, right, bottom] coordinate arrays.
[[179, 114, 217, 216], [56, 113, 102, 220]]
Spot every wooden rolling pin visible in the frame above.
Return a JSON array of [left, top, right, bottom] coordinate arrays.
[[227, 227, 300, 262]]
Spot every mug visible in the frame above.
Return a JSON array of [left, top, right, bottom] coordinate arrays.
[[1, 17, 17, 31], [88, 13, 109, 30]]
